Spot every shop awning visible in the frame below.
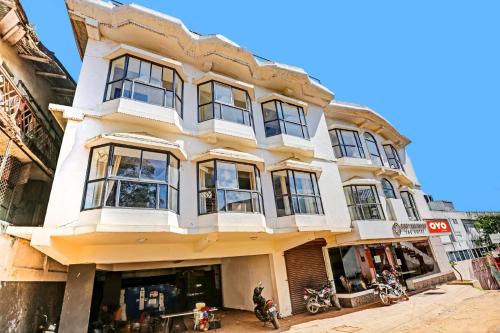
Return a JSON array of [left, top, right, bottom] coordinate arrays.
[[191, 148, 264, 168], [85, 132, 187, 160], [267, 158, 321, 175]]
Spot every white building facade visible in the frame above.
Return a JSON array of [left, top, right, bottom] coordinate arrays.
[[5, 1, 455, 331]]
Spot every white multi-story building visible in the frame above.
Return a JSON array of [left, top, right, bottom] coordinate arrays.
[[5, 1, 456, 331]]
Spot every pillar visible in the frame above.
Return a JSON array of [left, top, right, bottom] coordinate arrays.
[[268, 252, 292, 317], [58, 264, 96, 333]]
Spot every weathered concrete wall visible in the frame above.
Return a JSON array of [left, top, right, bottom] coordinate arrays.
[[0, 281, 65, 333]]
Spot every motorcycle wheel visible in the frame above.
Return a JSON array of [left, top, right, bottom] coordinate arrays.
[[403, 291, 409, 301], [254, 309, 266, 322], [379, 290, 391, 306], [306, 297, 320, 314], [271, 315, 280, 330], [332, 295, 342, 310]]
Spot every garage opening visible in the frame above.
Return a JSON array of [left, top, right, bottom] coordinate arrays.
[[88, 264, 222, 330], [284, 239, 328, 314]]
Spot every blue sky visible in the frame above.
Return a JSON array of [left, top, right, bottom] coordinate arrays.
[[23, 1, 499, 211]]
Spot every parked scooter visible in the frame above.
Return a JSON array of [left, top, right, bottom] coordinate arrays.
[[253, 282, 280, 329], [304, 280, 342, 314], [371, 270, 409, 306], [36, 314, 57, 333]]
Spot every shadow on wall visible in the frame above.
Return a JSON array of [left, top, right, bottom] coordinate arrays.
[[0, 281, 65, 333]]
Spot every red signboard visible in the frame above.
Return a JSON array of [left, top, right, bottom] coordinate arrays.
[[426, 219, 451, 234]]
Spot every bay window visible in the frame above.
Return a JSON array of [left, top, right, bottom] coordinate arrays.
[[261, 100, 309, 139], [272, 170, 323, 217], [400, 191, 420, 221], [83, 145, 180, 213], [343, 185, 385, 220], [198, 81, 253, 126], [104, 55, 184, 117], [198, 160, 263, 214], [383, 144, 404, 170], [330, 129, 365, 159], [364, 132, 383, 166]]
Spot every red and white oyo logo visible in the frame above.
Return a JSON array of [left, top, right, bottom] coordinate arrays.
[[426, 219, 451, 233]]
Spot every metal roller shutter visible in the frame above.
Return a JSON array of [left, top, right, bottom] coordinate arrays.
[[284, 239, 328, 314]]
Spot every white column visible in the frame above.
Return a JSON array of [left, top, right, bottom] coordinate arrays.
[[268, 252, 292, 317]]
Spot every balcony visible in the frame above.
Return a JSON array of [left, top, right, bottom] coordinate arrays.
[[428, 200, 455, 212], [264, 134, 314, 157]]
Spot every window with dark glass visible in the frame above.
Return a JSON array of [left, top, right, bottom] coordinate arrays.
[[198, 81, 253, 126], [364, 133, 383, 165], [198, 160, 262, 214], [104, 55, 184, 117], [343, 185, 385, 220], [381, 178, 396, 199], [329, 129, 365, 159], [261, 100, 309, 139], [400, 191, 419, 221], [82, 145, 180, 213], [383, 144, 404, 170], [271, 170, 323, 217]]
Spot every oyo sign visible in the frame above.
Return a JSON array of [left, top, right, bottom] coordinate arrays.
[[426, 219, 451, 234]]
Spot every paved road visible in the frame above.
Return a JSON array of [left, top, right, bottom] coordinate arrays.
[[285, 285, 500, 333]]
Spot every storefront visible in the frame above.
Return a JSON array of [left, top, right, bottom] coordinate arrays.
[[329, 220, 455, 307], [88, 265, 222, 331]]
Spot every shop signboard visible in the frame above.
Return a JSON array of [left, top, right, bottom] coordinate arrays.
[[425, 219, 451, 234], [391, 222, 428, 237]]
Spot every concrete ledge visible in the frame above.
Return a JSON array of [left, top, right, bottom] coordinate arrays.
[[407, 271, 456, 291], [336, 290, 378, 308]]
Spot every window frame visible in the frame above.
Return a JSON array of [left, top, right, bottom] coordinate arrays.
[[400, 191, 420, 221], [330, 129, 365, 159], [81, 143, 180, 213], [363, 132, 383, 165], [196, 158, 263, 215], [103, 54, 184, 118], [383, 144, 404, 171], [381, 178, 397, 199], [197, 80, 254, 128], [261, 100, 310, 139], [343, 184, 385, 221], [271, 169, 324, 217]]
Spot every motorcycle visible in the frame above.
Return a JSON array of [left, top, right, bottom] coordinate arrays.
[[371, 272, 409, 306], [253, 282, 280, 329], [304, 280, 342, 314]]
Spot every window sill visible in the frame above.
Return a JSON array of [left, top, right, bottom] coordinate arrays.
[[264, 133, 314, 157], [197, 118, 257, 147]]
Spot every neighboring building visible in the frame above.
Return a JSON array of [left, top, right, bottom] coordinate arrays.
[[425, 196, 493, 262], [0, 0, 75, 332], [5, 0, 455, 331]]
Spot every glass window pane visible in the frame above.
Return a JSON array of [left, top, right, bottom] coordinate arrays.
[[141, 151, 167, 181], [281, 103, 300, 123], [199, 189, 216, 214], [111, 147, 141, 178], [138, 61, 151, 82], [162, 68, 174, 90], [169, 187, 178, 213], [232, 88, 248, 109], [262, 101, 278, 122], [276, 195, 291, 217], [225, 190, 252, 212], [168, 157, 179, 188], [220, 104, 244, 124], [356, 186, 377, 204], [294, 172, 315, 195], [159, 184, 167, 209], [330, 130, 340, 146], [119, 181, 156, 208], [104, 180, 117, 206], [264, 120, 281, 137], [284, 122, 304, 138], [298, 196, 318, 214], [344, 187, 354, 205], [272, 171, 289, 196], [174, 73, 183, 97], [84, 181, 104, 209], [198, 161, 215, 189], [132, 82, 164, 106], [198, 82, 212, 105], [122, 80, 132, 98], [106, 81, 124, 100], [126, 57, 140, 80], [175, 96, 182, 116], [217, 162, 238, 189], [150, 64, 162, 86], [214, 82, 232, 104], [217, 189, 226, 212], [237, 164, 256, 190], [252, 193, 261, 213], [316, 197, 324, 214], [341, 130, 357, 146], [88, 146, 109, 180], [299, 108, 306, 125], [199, 103, 214, 121], [333, 146, 342, 159], [109, 57, 125, 81]]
